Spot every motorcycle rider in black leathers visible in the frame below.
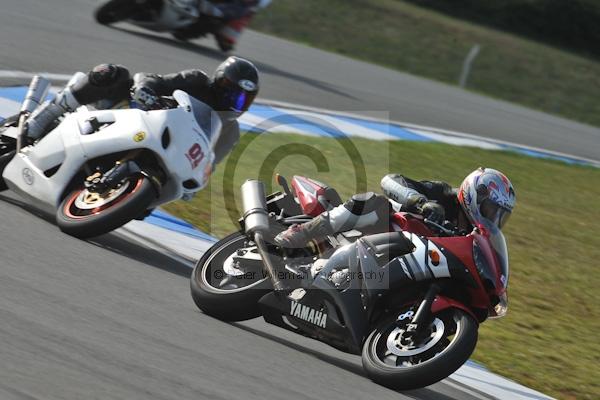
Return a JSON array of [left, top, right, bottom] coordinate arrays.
[[275, 169, 516, 248], [24, 56, 259, 164]]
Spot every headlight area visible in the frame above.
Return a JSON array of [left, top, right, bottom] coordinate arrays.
[[473, 241, 508, 318], [489, 292, 508, 319]]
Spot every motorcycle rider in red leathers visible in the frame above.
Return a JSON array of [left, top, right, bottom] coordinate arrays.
[[213, 0, 272, 51], [275, 168, 516, 248], [174, 0, 272, 51]]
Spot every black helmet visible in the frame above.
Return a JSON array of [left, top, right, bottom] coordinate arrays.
[[212, 56, 259, 114]]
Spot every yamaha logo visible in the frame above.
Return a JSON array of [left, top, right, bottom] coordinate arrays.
[[22, 168, 34, 185], [238, 79, 257, 91], [290, 301, 327, 328]]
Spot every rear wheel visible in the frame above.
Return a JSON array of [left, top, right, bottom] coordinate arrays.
[[190, 232, 272, 321], [362, 307, 478, 390], [94, 0, 138, 25], [56, 174, 156, 238]]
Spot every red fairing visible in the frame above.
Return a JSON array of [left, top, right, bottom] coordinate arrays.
[[429, 235, 490, 311], [392, 211, 497, 315], [391, 212, 433, 236], [292, 176, 328, 216], [431, 295, 479, 322], [473, 230, 506, 298]]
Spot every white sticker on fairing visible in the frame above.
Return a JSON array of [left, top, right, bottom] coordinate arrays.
[[402, 232, 450, 279]]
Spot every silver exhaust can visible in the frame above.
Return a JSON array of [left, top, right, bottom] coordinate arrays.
[[21, 76, 51, 114], [241, 179, 269, 233]]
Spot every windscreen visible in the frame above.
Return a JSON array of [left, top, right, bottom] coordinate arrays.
[[481, 220, 510, 289], [173, 90, 223, 149]]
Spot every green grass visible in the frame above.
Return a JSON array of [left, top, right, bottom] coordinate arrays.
[[164, 132, 600, 400], [250, 0, 600, 128]]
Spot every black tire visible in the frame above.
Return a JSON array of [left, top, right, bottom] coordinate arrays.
[[94, 0, 138, 25], [0, 116, 18, 192], [190, 232, 272, 321], [0, 150, 15, 192], [362, 308, 478, 390], [56, 174, 156, 239]]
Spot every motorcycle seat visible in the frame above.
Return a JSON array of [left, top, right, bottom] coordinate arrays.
[[322, 186, 342, 208]]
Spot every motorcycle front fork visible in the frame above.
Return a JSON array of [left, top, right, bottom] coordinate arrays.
[[403, 283, 442, 338], [84, 150, 143, 194]]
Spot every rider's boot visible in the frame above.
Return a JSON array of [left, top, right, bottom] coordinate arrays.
[[274, 215, 334, 249], [25, 86, 80, 141]]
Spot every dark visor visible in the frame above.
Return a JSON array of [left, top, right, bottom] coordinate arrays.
[[480, 199, 512, 229], [216, 78, 256, 112]]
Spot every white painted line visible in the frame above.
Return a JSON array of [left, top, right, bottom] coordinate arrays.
[[444, 379, 496, 400], [408, 128, 504, 150], [239, 112, 322, 136], [0, 69, 72, 81], [270, 106, 396, 140], [0, 98, 20, 117], [1, 69, 597, 165], [259, 98, 600, 166]]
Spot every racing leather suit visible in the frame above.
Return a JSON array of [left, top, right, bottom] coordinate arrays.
[[275, 174, 464, 248], [26, 64, 241, 164]]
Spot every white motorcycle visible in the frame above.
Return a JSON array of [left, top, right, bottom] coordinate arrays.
[[0, 75, 220, 238], [94, 0, 271, 51]]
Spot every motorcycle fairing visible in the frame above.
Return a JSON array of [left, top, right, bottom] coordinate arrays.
[[291, 175, 342, 216], [259, 228, 489, 351], [259, 242, 368, 354], [2, 92, 216, 209]]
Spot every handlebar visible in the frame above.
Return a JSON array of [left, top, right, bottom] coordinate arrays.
[[423, 218, 458, 236]]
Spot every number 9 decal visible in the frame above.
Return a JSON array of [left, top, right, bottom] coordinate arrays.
[[186, 143, 205, 169]]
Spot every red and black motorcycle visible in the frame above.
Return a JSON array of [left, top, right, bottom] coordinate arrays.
[[190, 175, 510, 390]]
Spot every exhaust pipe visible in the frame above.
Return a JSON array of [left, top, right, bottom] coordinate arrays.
[[16, 76, 51, 153], [241, 179, 270, 234], [240, 179, 287, 292], [21, 75, 51, 115]]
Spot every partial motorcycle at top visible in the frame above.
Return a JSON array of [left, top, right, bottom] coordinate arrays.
[[0, 75, 220, 238], [94, 0, 272, 52], [191, 175, 511, 390]]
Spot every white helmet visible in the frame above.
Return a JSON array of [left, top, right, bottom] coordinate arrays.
[[458, 167, 516, 230]]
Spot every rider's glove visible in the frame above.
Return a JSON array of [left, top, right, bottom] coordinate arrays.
[[418, 200, 445, 225], [131, 86, 159, 110]]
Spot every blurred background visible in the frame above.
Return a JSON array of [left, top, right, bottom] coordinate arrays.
[[0, 1, 599, 400]]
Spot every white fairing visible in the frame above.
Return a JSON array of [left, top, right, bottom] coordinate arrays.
[[130, 0, 203, 31], [2, 89, 218, 210]]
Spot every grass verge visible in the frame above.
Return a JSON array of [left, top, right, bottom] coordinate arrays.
[[250, 0, 600, 128], [165, 132, 600, 400]]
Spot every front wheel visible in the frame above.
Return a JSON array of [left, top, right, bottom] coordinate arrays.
[[362, 307, 478, 390], [190, 232, 272, 321], [56, 174, 156, 238], [0, 117, 18, 192], [94, 0, 138, 25]]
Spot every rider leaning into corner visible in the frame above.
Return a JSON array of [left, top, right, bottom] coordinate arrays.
[[176, 0, 272, 51], [10, 56, 259, 166], [275, 168, 516, 247]]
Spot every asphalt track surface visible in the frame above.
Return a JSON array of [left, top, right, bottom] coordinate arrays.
[[0, 195, 489, 400], [0, 0, 581, 399], [0, 0, 599, 161]]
